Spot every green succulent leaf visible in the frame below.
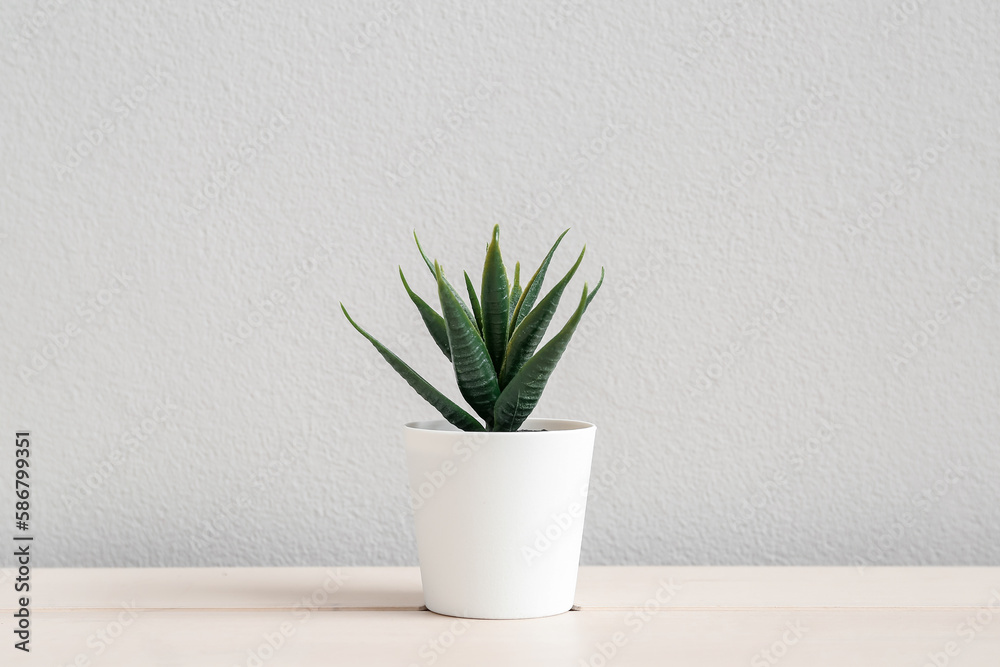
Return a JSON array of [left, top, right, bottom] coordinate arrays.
[[508, 262, 522, 330], [499, 246, 586, 388], [480, 225, 509, 374], [509, 228, 569, 332], [586, 266, 605, 308], [413, 230, 436, 275], [414, 230, 478, 329], [341, 304, 484, 432], [493, 284, 591, 431], [351, 227, 602, 432], [464, 271, 484, 334], [436, 262, 500, 426], [399, 268, 451, 360]]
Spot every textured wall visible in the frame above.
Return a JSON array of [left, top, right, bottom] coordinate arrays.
[[1, 1, 998, 567]]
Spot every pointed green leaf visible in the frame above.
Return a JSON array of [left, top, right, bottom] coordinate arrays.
[[508, 262, 522, 332], [510, 228, 569, 331], [480, 225, 509, 374], [414, 230, 479, 329], [436, 262, 500, 426], [399, 268, 450, 360], [493, 285, 591, 431], [499, 246, 586, 388], [413, 230, 436, 275], [464, 271, 484, 334], [586, 267, 604, 308], [341, 304, 484, 432]]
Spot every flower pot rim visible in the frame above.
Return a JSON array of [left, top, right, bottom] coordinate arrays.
[[404, 417, 595, 434]]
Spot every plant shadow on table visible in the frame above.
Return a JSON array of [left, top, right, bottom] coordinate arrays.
[[181, 573, 427, 611]]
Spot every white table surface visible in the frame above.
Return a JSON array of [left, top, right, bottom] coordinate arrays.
[[2, 566, 999, 665]]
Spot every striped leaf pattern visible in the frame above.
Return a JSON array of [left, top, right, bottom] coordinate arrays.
[[343, 227, 603, 431]]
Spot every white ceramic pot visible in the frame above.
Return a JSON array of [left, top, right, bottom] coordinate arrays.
[[403, 418, 596, 619]]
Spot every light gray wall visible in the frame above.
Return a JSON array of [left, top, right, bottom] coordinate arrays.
[[1, 1, 998, 567]]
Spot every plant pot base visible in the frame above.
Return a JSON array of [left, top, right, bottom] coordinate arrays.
[[404, 418, 596, 620], [423, 604, 576, 620]]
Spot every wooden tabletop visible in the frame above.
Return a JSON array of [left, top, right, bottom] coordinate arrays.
[[2, 567, 999, 665]]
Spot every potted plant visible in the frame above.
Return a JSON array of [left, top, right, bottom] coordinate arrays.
[[342, 225, 603, 619]]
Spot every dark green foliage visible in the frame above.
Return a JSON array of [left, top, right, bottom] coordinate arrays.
[[343, 226, 603, 431]]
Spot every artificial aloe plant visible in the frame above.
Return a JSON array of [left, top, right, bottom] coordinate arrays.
[[341, 226, 603, 432]]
